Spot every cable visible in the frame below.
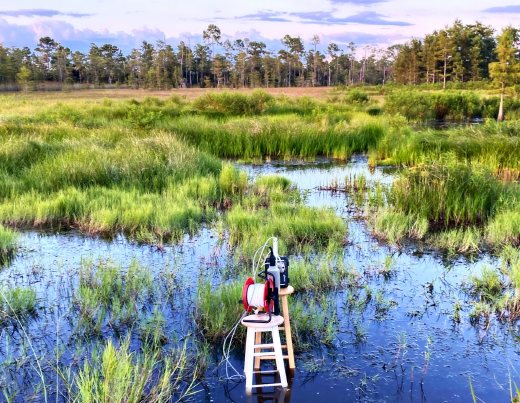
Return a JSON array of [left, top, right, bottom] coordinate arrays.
[[222, 311, 247, 382], [220, 237, 276, 382]]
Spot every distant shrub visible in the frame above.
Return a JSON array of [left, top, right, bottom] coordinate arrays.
[[384, 90, 433, 120], [367, 106, 383, 116], [384, 89, 507, 120], [431, 92, 482, 119], [192, 90, 273, 116], [346, 89, 369, 104]]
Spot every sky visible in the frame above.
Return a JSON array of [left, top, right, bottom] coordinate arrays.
[[0, 0, 518, 54]]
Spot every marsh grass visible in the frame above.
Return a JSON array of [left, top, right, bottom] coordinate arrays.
[[374, 121, 520, 176], [196, 279, 245, 343], [369, 210, 428, 245], [163, 113, 386, 160], [290, 257, 353, 291], [224, 202, 346, 256], [428, 228, 483, 254], [72, 338, 198, 402], [367, 157, 520, 249], [0, 286, 37, 321], [74, 259, 153, 333], [0, 225, 18, 261]]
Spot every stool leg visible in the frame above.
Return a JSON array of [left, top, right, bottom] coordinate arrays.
[[282, 295, 296, 369], [244, 327, 255, 393], [254, 331, 262, 370], [271, 326, 288, 388]]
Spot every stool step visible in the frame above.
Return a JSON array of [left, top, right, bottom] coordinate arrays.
[[254, 345, 288, 350], [254, 343, 275, 349], [253, 351, 281, 357], [252, 370, 279, 374], [249, 383, 285, 389], [258, 355, 289, 360]]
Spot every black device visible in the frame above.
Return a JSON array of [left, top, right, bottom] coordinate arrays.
[[264, 256, 290, 288]]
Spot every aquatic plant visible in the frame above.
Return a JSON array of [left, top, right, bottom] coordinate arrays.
[[0, 225, 18, 260], [71, 339, 198, 402], [224, 202, 346, 256], [0, 286, 37, 320], [191, 90, 274, 116]]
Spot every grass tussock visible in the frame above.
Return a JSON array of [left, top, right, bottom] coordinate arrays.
[[0, 286, 37, 321], [224, 202, 346, 256], [72, 339, 198, 403], [74, 259, 153, 333], [0, 225, 18, 260]]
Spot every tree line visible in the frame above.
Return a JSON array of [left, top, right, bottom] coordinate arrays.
[[0, 20, 517, 91]]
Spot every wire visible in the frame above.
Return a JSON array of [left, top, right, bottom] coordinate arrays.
[[220, 237, 276, 382], [222, 311, 247, 382]]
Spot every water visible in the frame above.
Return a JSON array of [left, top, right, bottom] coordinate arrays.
[[412, 119, 484, 131], [1, 156, 518, 402]]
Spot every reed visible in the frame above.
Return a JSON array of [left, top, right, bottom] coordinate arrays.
[[225, 202, 346, 256], [0, 286, 37, 320], [161, 114, 386, 159], [374, 121, 520, 176], [385, 160, 514, 226], [71, 338, 198, 402], [0, 225, 18, 260]]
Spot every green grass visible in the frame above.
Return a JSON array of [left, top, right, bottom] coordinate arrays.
[[367, 157, 520, 249], [369, 210, 429, 245], [160, 113, 386, 160], [0, 286, 37, 320], [0, 225, 18, 260], [74, 259, 153, 333], [466, 266, 505, 300], [373, 121, 520, 177], [71, 338, 198, 402], [224, 202, 346, 256], [290, 256, 353, 291]]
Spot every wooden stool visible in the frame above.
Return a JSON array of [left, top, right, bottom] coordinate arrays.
[[254, 285, 295, 369], [241, 314, 288, 394]]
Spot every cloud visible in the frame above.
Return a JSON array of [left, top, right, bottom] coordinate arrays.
[[0, 9, 92, 18], [290, 11, 412, 26], [229, 11, 291, 22], [324, 31, 407, 45], [483, 5, 520, 13], [0, 19, 165, 52], [329, 0, 388, 4], [228, 10, 411, 26]]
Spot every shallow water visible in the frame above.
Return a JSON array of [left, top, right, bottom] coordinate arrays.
[[412, 119, 484, 131], [1, 156, 518, 402]]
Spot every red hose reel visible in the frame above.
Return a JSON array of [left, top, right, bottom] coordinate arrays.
[[242, 277, 275, 314]]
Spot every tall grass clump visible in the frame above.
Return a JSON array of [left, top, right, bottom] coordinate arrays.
[[72, 339, 198, 402], [196, 279, 245, 342], [374, 120, 520, 173], [192, 90, 274, 116], [224, 202, 346, 256], [387, 160, 513, 226], [369, 210, 429, 244], [466, 266, 504, 299], [0, 225, 18, 260], [0, 130, 221, 196], [0, 286, 38, 320], [290, 256, 353, 292], [163, 114, 386, 159], [74, 259, 153, 332], [384, 89, 514, 120]]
